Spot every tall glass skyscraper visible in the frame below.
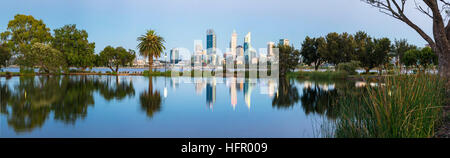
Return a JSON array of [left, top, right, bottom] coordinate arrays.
[[206, 29, 216, 55]]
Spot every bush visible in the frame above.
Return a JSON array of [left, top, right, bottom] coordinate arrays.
[[19, 67, 35, 75], [333, 74, 445, 138], [5, 71, 12, 76], [337, 61, 360, 75]]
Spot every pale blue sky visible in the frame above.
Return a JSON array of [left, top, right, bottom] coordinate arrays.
[[0, 0, 432, 56]]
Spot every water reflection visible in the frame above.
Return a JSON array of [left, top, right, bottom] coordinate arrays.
[[0, 75, 371, 137], [272, 78, 300, 109], [139, 76, 162, 118], [0, 76, 136, 132]]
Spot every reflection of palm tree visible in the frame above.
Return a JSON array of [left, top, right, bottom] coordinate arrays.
[[272, 78, 300, 108], [139, 76, 162, 118]]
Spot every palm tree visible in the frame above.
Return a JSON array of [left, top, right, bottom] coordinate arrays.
[[137, 30, 165, 73]]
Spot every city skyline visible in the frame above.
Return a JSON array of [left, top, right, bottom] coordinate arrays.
[[0, 0, 431, 56]]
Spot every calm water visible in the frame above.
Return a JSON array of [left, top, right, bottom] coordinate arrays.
[[0, 75, 361, 138]]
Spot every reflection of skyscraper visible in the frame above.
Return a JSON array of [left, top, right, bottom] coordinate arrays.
[[206, 81, 216, 108], [230, 78, 237, 110], [243, 80, 253, 110]]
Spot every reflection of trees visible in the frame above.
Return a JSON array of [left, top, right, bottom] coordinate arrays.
[[0, 76, 136, 132], [139, 76, 162, 118], [300, 85, 340, 119], [272, 78, 300, 108], [299, 80, 365, 120], [99, 76, 135, 101]]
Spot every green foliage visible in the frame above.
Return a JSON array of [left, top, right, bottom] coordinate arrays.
[[319, 32, 356, 65], [22, 43, 66, 73], [401, 49, 419, 68], [143, 70, 172, 76], [52, 24, 96, 69], [293, 71, 348, 80], [417, 47, 437, 69], [354, 31, 391, 73], [19, 67, 35, 75], [392, 39, 417, 62], [300, 36, 325, 70], [0, 44, 11, 68], [137, 30, 166, 72], [0, 14, 52, 65], [98, 46, 136, 73], [334, 74, 445, 138], [337, 60, 360, 75], [277, 44, 301, 77]]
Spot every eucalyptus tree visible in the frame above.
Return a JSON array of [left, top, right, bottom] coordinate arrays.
[[53, 24, 96, 70], [0, 14, 52, 67], [99, 46, 136, 73], [300, 36, 325, 70], [362, 0, 450, 90]]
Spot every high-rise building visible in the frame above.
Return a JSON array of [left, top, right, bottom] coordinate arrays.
[[170, 48, 180, 64], [230, 30, 237, 57], [194, 40, 203, 55], [236, 45, 244, 57], [267, 42, 275, 57], [206, 29, 216, 55], [244, 32, 251, 53], [280, 39, 290, 46]]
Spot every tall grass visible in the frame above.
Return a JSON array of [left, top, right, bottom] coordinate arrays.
[[291, 71, 348, 80], [333, 74, 445, 138]]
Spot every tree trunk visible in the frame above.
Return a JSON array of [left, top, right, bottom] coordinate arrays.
[[365, 68, 370, 74], [148, 56, 153, 73]]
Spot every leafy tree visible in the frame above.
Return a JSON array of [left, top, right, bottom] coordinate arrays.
[[300, 36, 325, 70], [373, 38, 392, 73], [401, 49, 420, 70], [137, 30, 166, 73], [0, 44, 11, 69], [354, 31, 375, 73], [23, 43, 66, 73], [362, 0, 450, 91], [0, 14, 52, 66], [52, 24, 96, 70], [319, 32, 356, 65], [277, 44, 301, 77], [417, 47, 438, 70], [99, 46, 136, 73], [392, 39, 417, 63], [354, 31, 391, 74]]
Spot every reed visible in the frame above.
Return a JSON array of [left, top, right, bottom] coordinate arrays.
[[333, 74, 445, 138]]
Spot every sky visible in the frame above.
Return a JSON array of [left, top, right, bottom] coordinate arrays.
[[0, 0, 432, 58]]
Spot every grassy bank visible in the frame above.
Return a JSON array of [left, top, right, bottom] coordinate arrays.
[[330, 74, 445, 138], [289, 71, 348, 80]]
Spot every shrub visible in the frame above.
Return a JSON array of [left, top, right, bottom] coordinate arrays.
[[333, 74, 445, 138], [337, 60, 360, 75]]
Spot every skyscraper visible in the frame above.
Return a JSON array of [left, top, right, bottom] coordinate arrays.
[[244, 32, 251, 53], [230, 30, 237, 57], [280, 39, 290, 46], [236, 45, 244, 56], [206, 29, 216, 55], [267, 42, 275, 57]]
